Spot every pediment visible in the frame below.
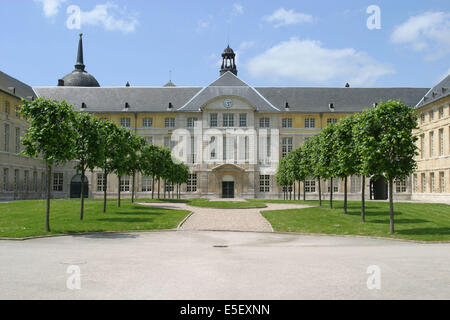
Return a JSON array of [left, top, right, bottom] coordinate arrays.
[[212, 163, 246, 172]]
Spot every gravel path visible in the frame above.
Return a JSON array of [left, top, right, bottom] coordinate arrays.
[[138, 202, 312, 233]]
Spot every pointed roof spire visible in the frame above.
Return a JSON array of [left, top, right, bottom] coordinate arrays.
[[75, 33, 85, 71]]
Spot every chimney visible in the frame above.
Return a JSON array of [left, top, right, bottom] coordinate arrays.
[[126, 82, 130, 87]]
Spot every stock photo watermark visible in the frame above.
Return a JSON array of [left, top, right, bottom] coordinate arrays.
[[367, 5, 381, 30], [66, 265, 81, 290], [366, 265, 381, 290]]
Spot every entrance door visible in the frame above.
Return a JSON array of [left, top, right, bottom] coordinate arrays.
[[222, 182, 235, 199], [70, 175, 89, 199], [371, 176, 388, 200]]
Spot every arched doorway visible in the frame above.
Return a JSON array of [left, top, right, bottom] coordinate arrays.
[[70, 175, 89, 199], [371, 176, 388, 200], [222, 175, 235, 199]]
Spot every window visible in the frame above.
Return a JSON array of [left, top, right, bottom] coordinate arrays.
[[210, 114, 218, 127], [141, 175, 152, 192], [165, 182, 174, 192], [283, 186, 293, 193], [259, 118, 270, 128], [439, 129, 444, 156], [42, 172, 46, 193], [120, 176, 130, 192], [223, 114, 234, 127], [15, 127, 20, 154], [282, 118, 293, 128], [420, 134, 425, 159], [189, 136, 197, 164], [413, 174, 418, 193], [210, 137, 216, 160], [4, 124, 10, 152], [15, 105, 20, 118], [305, 118, 316, 128], [146, 136, 153, 145], [282, 137, 293, 158], [239, 114, 247, 127], [33, 171, 37, 192], [187, 174, 197, 192], [97, 173, 106, 192], [3, 168, 8, 191], [305, 180, 316, 193], [430, 131, 435, 157], [395, 179, 407, 193], [421, 173, 426, 193], [4, 101, 9, 114], [259, 175, 270, 193], [164, 136, 176, 150], [430, 173, 435, 193], [429, 111, 434, 121], [14, 169, 19, 191], [120, 117, 131, 128], [187, 117, 198, 128], [142, 118, 153, 128], [327, 118, 338, 126], [439, 107, 444, 119], [351, 176, 361, 193], [420, 113, 425, 124], [328, 179, 339, 193], [53, 173, 63, 192], [440, 172, 445, 193], [24, 170, 29, 191], [165, 118, 175, 128]]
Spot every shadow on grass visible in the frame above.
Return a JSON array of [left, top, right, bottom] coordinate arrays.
[[346, 210, 403, 217], [74, 232, 140, 239], [113, 211, 164, 216], [396, 227, 450, 236], [369, 218, 430, 224], [96, 217, 154, 223]]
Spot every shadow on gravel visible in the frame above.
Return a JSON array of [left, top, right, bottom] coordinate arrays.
[[73, 232, 140, 239]]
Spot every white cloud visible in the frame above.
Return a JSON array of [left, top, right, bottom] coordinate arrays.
[[196, 15, 213, 33], [263, 8, 314, 27], [34, 0, 67, 17], [80, 3, 138, 33], [247, 38, 395, 86], [391, 11, 450, 60], [233, 3, 244, 15]]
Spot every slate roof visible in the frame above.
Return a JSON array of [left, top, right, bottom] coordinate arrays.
[[33, 71, 430, 114], [416, 74, 450, 108], [0, 71, 36, 100]]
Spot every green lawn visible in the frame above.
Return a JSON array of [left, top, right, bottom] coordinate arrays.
[[140, 198, 267, 209], [260, 200, 450, 241], [0, 199, 191, 238]]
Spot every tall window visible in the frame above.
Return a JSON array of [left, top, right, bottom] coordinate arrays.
[[239, 114, 247, 127], [259, 118, 270, 128], [97, 173, 106, 192], [421, 173, 426, 193], [53, 173, 63, 192], [164, 136, 176, 150], [142, 118, 153, 128], [24, 170, 29, 192], [187, 117, 198, 128], [120, 176, 130, 192], [395, 179, 407, 193], [430, 173, 435, 193], [439, 129, 444, 156], [351, 176, 361, 193], [210, 114, 218, 127], [429, 111, 434, 121], [420, 113, 425, 124], [305, 180, 316, 193], [14, 169, 19, 191], [440, 172, 445, 193], [282, 137, 293, 158], [259, 175, 270, 193], [4, 124, 10, 152], [42, 172, 46, 193], [328, 179, 339, 193], [15, 106, 20, 118], [413, 174, 418, 193], [15, 127, 20, 154], [165, 117, 175, 128], [33, 171, 38, 192], [3, 168, 8, 191], [439, 107, 444, 119], [165, 182, 174, 192], [4, 101, 9, 114], [141, 175, 152, 192], [327, 118, 338, 126], [420, 134, 425, 159], [430, 131, 435, 157], [146, 136, 153, 145], [282, 118, 293, 128], [187, 174, 197, 192], [223, 114, 234, 127], [305, 118, 316, 128], [120, 117, 131, 128], [210, 137, 216, 160]]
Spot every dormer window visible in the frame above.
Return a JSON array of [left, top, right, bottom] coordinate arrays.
[[125, 102, 130, 109], [329, 103, 335, 112], [168, 102, 173, 110], [81, 102, 87, 109], [285, 102, 290, 110]]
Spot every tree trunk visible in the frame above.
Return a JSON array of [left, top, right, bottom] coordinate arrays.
[[103, 170, 108, 213], [298, 181, 301, 201], [131, 172, 135, 203], [177, 184, 179, 199], [318, 176, 322, 206], [118, 175, 121, 208], [152, 176, 155, 199], [158, 178, 160, 199], [389, 178, 395, 235], [330, 177, 333, 209], [164, 180, 167, 199], [45, 162, 52, 232], [303, 180, 306, 201], [344, 176, 348, 214], [293, 183, 296, 201], [80, 168, 85, 221], [361, 175, 366, 223]]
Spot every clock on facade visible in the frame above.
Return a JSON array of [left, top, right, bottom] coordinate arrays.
[[223, 98, 233, 108]]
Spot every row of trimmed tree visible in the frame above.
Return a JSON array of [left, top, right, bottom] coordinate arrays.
[[20, 98, 189, 232], [276, 100, 419, 234]]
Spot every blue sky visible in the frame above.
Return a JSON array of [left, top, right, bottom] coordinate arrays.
[[0, 0, 449, 88]]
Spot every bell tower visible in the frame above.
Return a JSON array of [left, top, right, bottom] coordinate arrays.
[[220, 45, 237, 76]]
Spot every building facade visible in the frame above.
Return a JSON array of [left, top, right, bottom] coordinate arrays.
[[1, 35, 448, 202]]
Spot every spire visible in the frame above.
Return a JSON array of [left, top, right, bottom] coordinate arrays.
[[220, 45, 237, 76], [75, 33, 85, 71]]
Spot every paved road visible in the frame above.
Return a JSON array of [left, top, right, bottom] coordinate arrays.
[[138, 202, 311, 232], [0, 231, 449, 300]]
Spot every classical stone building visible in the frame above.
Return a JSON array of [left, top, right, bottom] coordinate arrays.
[[2, 35, 448, 202]]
